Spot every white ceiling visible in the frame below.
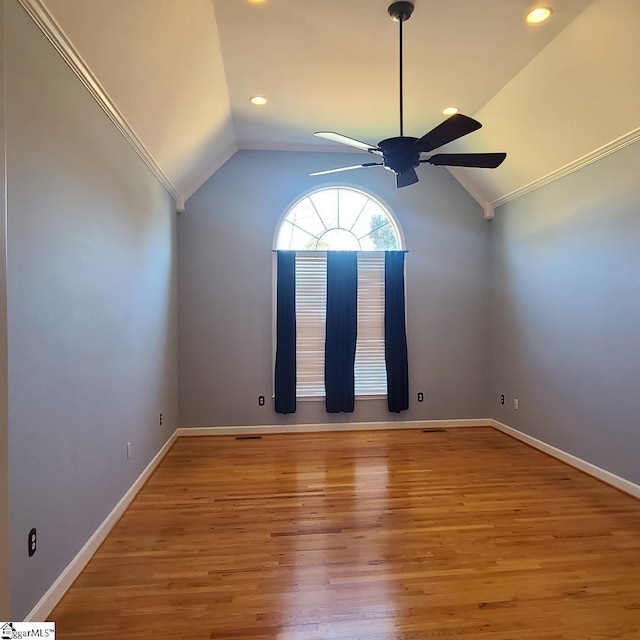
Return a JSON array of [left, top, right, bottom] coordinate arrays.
[[39, 0, 640, 209]]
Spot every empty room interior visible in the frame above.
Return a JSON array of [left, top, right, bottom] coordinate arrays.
[[1, 0, 639, 637]]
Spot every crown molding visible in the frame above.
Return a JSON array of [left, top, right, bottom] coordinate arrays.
[[491, 126, 640, 210], [17, 0, 182, 208]]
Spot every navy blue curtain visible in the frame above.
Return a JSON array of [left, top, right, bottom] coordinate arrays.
[[385, 251, 409, 412], [274, 251, 296, 414], [325, 252, 357, 413]]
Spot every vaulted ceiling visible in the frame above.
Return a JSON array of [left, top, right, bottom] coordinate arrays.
[[34, 0, 640, 212]]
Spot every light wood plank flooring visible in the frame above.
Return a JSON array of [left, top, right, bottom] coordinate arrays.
[[51, 428, 640, 639]]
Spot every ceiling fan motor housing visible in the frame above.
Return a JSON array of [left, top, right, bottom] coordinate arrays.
[[378, 137, 420, 174]]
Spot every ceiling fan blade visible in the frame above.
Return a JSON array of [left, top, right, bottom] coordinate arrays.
[[396, 168, 419, 188], [415, 114, 483, 153], [309, 162, 382, 176], [314, 131, 380, 153], [424, 152, 507, 169]]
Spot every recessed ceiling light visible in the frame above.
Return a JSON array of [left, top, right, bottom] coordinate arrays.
[[526, 7, 553, 24], [250, 96, 267, 106], [442, 106, 459, 116]]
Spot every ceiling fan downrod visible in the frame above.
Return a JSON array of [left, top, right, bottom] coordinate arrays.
[[388, 1, 415, 137]]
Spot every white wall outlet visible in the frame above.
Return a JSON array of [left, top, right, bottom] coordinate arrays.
[[514, 398, 519, 410], [126, 442, 132, 459]]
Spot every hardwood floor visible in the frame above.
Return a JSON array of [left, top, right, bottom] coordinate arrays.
[[51, 428, 640, 639]]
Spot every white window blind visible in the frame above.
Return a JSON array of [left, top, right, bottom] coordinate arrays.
[[295, 253, 387, 398], [295, 253, 326, 398], [355, 254, 387, 396]]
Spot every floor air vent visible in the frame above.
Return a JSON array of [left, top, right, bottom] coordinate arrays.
[[235, 435, 263, 441], [422, 429, 447, 434]]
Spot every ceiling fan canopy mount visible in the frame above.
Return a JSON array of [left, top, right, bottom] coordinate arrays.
[[388, 1, 415, 23]]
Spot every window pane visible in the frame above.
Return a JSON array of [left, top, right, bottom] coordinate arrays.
[[351, 200, 395, 244], [288, 199, 326, 238], [360, 221, 398, 251], [309, 189, 338, 230], [339, 188, 369, 231], [317, 228, 360, 250], [277, 221, 319, 250]]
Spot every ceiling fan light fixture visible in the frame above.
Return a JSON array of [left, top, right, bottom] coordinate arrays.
[[526, 7, 553, 24], [442, 106, 459, 116], [250, 95, 267, 106]]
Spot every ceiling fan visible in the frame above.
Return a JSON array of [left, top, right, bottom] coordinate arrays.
[[310, 1, 506, 188]]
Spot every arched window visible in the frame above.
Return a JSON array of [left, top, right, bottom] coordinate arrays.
[[276, 187, 401, 251], [275, 188, 405, 400]]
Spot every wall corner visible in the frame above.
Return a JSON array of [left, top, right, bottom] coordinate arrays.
[[0, 0, 11, 620]]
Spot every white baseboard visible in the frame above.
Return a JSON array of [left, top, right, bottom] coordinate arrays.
[[24, 431, 179, 622], [176, 418, 492, 437], [491, 420, 640, 499]]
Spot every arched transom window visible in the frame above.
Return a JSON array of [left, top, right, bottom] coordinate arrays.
[[276, 187, 400, 251]]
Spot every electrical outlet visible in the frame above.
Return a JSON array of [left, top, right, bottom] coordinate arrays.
[[514, 398, 519, 410], [258, 395, 265, 406], [417, 392, 424, 403], [126, 442, 132, 459], [28, 528, 37, 557], [159, 413, 163, 426], [500, 394, 505, 405]]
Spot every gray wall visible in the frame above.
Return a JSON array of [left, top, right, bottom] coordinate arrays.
[[6, 0, 178, 619], [179, 149, 491, 427], [491, 140, 640, 484], [0, 1, 9, 620]]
